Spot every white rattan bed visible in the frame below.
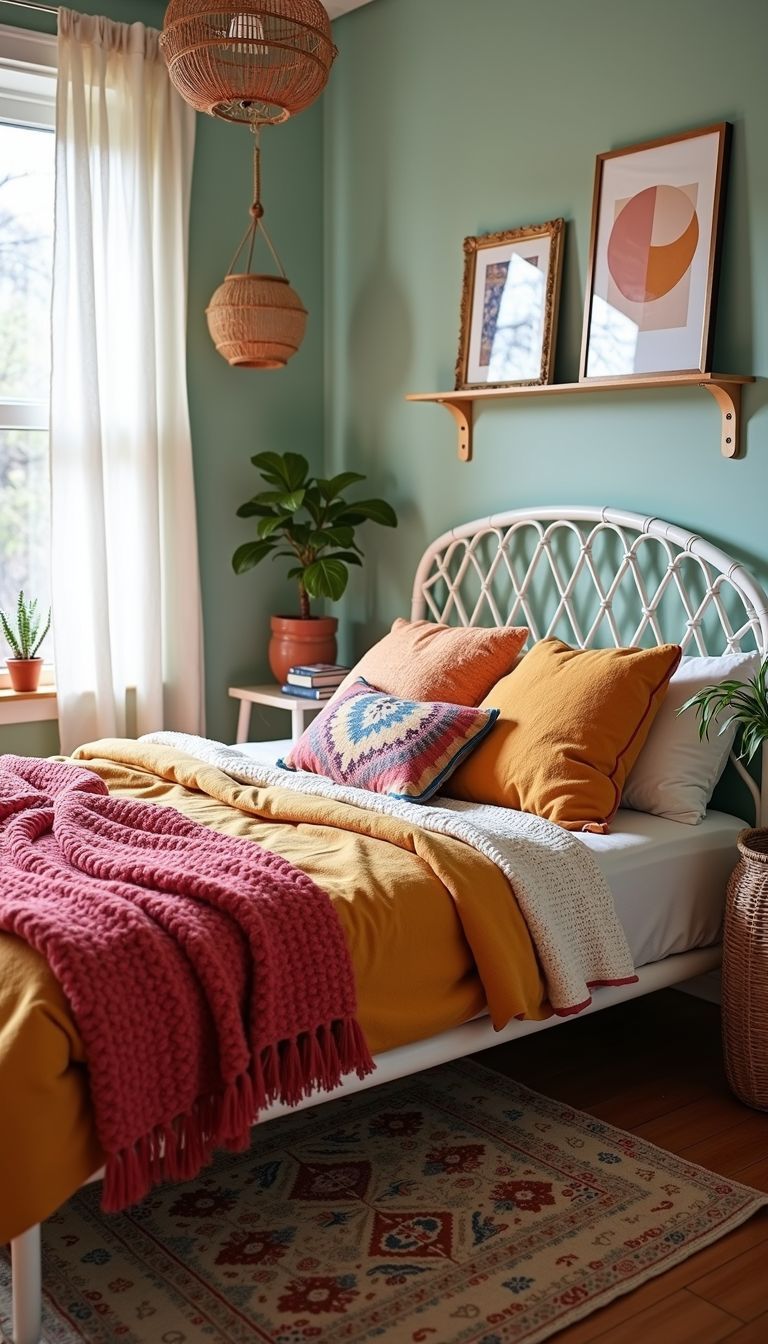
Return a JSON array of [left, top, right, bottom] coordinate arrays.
[[8, 505, 768, 1344]]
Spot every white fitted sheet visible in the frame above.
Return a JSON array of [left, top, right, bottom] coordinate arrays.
[[576, 809, 743, 967], [234, 739, 742, 970]]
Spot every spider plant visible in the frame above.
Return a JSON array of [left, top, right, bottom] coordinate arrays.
[[678, 657, 768, 764], [0, 590, 51, 661]]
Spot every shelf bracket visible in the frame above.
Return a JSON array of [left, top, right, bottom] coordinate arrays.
[[701, 380, 743, 459], [437, 398, 473, 462]]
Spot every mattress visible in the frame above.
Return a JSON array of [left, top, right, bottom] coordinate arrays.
[[236, 739, 744, 970], [577, 808, 743, 967]]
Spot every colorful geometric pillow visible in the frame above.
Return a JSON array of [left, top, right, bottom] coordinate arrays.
[[278, 678, 499, 803]]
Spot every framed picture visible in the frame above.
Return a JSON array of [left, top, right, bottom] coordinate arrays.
[[580, 123, 731, 380], [455, 218, 564, 390]]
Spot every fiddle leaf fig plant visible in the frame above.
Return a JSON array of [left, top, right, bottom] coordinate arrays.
[[233, 451, 397, 619], [679, 657, 768, 764], [0, 590, 51, 661]]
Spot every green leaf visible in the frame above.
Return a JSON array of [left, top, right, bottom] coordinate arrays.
[[302, 486, 324, 526], [30, 610, 51, 659], [308, 526, 355, 550], [277, 489, 306, 513], [247, 488, 306, 513], [0, 610, 22, 659], [248, 456, 287, 489], [303, 557, 349, 602], [334, 498, 398, 527], [256, 515, 286, 539], [281, 453, 310, 491], [248, 452, 309, 492], [678, 658, 768, 762], [291, 522, 313, 546], [324, 550, 363, 566], [317, 471, 366, 501], [236, 500, 276, 518], [232, 540, 276, 574], [250, 451, 293, 487]]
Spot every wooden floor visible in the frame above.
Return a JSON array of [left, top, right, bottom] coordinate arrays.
[[477, 989, 768, 1343]]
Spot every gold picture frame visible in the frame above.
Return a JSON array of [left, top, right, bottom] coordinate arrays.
[[580, 123, 731, 380], [455, 218, 564, 391]]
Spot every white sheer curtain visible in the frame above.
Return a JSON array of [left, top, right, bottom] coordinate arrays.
[[51, 9, 205, 754]]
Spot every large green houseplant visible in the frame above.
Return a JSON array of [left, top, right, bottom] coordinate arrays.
[[233, 451, 397, 681]]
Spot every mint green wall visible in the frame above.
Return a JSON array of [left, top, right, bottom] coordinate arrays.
[[325, 0, 768, 661], [9, 0, 764, 756], [0, 0, 324, 750], [189, 106, 324, 743]]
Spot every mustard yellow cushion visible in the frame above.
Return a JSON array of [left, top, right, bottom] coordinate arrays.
[[331, 619, 528, 706], [447, 638, 682, 832]]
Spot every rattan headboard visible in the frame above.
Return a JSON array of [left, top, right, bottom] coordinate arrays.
[[411, 506, 768, 822]]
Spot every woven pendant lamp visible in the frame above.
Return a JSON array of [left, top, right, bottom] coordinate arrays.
[[160, 1, 337, 126], [206, 129, 308, 368]]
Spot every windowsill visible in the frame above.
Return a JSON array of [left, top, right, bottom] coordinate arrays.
[[0, 684, 58, 726]]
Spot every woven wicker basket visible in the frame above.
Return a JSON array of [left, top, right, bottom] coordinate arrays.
[[206, 273, 307, 368], [722, 827, 768, 1110]]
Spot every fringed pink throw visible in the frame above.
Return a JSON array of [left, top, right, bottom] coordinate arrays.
[[0, 756, 373, 1211]]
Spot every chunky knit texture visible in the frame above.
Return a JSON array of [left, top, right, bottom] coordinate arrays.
[[0, 756, 373, 1212]]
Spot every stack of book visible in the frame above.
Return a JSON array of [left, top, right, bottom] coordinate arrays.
[[281, 663, 351, 700]]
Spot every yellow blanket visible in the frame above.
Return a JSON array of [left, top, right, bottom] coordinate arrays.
[[0, 740, 546, 1241]]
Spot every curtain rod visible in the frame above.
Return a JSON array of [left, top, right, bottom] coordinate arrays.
[[1, 1, 59, 18]]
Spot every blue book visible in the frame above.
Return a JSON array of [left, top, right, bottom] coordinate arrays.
[[281, 683, 335, 701], [288, 661, 349, 677]]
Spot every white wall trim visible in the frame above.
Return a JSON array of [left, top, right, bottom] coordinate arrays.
[[0, 20, 56, 127], [0, 693, 57, 726]]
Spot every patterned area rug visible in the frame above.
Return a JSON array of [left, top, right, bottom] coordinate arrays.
[[1, 1059, 765, 1344]]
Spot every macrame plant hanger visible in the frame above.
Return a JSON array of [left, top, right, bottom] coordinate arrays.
[[206, 125, 307, 369]]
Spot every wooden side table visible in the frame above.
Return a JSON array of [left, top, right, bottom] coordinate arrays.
[[229, 684, 325, 744]]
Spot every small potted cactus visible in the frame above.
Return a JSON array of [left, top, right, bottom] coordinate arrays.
[[1, 591, 51, 692]]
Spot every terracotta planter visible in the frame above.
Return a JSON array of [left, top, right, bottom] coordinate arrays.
[[7, 657, 43, 692], [269, 615, 338, 684]]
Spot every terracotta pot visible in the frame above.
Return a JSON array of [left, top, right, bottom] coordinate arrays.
[[7, 658, 43, 692], [269, 615, 338, 684]]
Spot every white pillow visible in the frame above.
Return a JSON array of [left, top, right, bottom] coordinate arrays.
[[622, 652, 759, 825]]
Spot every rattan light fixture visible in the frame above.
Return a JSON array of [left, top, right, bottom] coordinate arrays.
[[205, 130, 308, 368], [160, 1, 337, 126]]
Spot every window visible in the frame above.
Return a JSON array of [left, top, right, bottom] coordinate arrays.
[[0, 24, 55, 681]]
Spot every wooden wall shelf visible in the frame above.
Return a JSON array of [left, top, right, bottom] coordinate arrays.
[[406, 372, 755, 462]]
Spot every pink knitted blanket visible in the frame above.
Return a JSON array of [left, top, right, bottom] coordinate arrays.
[[0, 756, 373, 1211]]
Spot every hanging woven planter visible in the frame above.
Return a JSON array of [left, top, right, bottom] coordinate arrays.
[[160, 1, 337, 126], [207, 272, 307, 368], [205, 128, 307, 368]]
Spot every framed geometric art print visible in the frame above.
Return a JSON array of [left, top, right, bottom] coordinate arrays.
[[580, 123, 731, 380]]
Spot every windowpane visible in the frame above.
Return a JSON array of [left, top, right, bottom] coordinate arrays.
[[0, 428, 51, 658], [0, 108, 54, 664], [0, 120, 54, 402]]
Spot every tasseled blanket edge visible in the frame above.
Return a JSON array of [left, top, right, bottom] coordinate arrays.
[[101, 1016, 374, 1213]]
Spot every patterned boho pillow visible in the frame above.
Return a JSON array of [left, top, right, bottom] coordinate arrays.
[[278, 678, 499, 803]]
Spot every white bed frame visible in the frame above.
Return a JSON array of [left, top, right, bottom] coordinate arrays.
[[9, 505, 768, 1344]]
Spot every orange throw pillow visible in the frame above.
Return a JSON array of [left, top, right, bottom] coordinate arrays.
[[331, 619, 528, 706], [447, 637, 682, 832]]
